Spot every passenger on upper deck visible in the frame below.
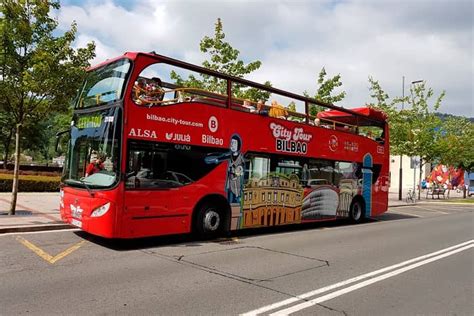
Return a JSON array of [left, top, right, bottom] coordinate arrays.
[[133, 78, 148, 105], [269, 100, 288, 119], [256, 100, 268, 116], [147, 77, 165, 102], [242, 100, 256, 112]]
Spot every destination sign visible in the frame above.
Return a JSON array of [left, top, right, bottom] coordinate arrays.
[[76, 115, 102, 129]]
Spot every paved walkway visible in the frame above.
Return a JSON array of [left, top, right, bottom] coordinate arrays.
[[0, 190, 470, 234]]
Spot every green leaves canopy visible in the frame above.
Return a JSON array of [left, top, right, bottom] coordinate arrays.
[[436, 116, 474, 172], [304, 67, 346, 116], [171, 18, 270, 101], [0, 0, 95, 213], [0, 0, 96, 125]]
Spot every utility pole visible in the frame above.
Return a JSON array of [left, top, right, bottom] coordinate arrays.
[[398, 76, 405, 200]]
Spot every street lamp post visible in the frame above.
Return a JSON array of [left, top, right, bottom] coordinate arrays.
[[398, 76, 405, 200], [398, 78, 424, 201], [411, 80, 423, 200]]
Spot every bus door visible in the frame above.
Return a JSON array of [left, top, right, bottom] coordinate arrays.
[[122, 143, 186, 236]]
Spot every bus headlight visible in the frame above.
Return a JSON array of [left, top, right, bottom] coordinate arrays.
[[91, 202, 111, 217]]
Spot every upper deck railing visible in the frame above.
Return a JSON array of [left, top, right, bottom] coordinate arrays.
[[140, 52, 386, 126]]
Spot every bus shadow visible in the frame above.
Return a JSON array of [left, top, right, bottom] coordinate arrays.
[[75, 216, 408, 251], [377, 212, 420, 221], [74, 230, 198, 251]]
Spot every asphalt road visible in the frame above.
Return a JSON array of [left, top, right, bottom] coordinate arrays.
[[0, 203, 472, 315]]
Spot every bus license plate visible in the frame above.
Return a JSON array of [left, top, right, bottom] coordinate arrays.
[[71, 219, 82, 228]]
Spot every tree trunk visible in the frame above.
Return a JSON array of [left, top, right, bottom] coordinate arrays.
[[9, 124, 21, 216]]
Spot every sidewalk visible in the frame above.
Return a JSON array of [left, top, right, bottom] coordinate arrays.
[[0, 192, 70, 234], [0, 190, 470, 234]]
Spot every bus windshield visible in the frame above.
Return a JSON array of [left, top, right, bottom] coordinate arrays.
[[75, 59, 131, 108], [62, 107, 122, 189]]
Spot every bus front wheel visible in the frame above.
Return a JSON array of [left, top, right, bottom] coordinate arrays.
[[195, 203, 225, 239], [349, 199, 365, 223]]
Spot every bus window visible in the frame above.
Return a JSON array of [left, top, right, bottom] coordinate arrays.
[[126, 141, 226, 189], [245, 155, 270, 181], [76, 59, 131, 108], [308, 159, 334, 185], [276, 159, 302, 178]]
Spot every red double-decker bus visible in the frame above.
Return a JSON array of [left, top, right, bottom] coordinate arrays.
[[59, 52, 389, 239]]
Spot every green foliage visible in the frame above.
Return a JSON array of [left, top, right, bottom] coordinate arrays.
[[368, 77, 445, 169], [238, 81, 272, 102], [0, 109, 14, 165], [437, 117, 474, 172], [366, 77, 405, 154], [0, 0, 95, 212], [287, 101, 297, 112], [395, 82, 445, 165], [0, 173, 60, 192], [170, 18, 266, 98], [0, 0, 96, 124], [304, 67, 346, 116]]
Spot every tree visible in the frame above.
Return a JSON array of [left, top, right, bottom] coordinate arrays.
[[304, 67, 346, 116], [170, 18, 270, 101], [396, 82, 445, 199], [0, 0, 95, 215], [437, 116, 474, 172], [366, 77, 405, 154], [366, 78, 454, 199]]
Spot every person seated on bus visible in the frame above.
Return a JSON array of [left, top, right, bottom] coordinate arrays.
[[133, 78, 148, 105], [242, 100, 256, 112], [144, 77, 165, 105], [314, 118, 321, 126], [256, 100, 268, 116], [269, 100, 288, 119]]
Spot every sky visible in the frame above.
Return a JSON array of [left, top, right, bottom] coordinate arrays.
[[55, 0, 473, 117]]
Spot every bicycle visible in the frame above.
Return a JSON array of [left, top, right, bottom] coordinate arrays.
[[405, 188, 416, 204]]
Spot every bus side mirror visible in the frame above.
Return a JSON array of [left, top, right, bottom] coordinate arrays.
[[55, 130, 69, 152]]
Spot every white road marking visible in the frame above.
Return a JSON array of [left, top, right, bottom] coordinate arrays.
[[242, 239, 473, 316]]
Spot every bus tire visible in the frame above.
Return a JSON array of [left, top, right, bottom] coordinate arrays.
[[349, 198, 365, 224], [195, 203, 226, 239]]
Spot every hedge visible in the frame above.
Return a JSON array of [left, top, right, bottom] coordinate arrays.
[[0, 174, 61, 192]]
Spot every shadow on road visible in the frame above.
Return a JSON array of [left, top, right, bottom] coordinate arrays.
[[75, 214, 413, 251], [377, 212, 420, 221]]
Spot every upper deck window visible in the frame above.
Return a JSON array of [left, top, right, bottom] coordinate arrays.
[[75, 59, 131, 108]]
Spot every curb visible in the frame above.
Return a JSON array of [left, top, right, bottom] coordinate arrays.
[[389, 200, 472, 208], [0, 224, 73, 234]]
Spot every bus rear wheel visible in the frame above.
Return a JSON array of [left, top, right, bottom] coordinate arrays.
[[349, 199, 365, 223], [195, 204, 225, 239]]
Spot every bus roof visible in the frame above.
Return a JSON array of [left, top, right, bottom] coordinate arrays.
[[317, 107, 387, 126]]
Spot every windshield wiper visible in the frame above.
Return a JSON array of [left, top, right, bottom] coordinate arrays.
[[65, 178, 95, 197], [78, 178, 95, 197]]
